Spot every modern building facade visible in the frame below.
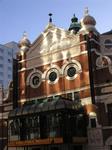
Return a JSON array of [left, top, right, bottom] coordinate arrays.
[[5, 9, 112, 150], [0, 42, 19, 89], [0, 42, 19, 150]]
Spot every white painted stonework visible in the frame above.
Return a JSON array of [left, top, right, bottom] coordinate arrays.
[[101, 86, 112, 94], [26, 23, 82, 69]]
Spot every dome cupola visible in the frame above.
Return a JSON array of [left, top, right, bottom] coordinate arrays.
[[83, 8, 96, 26], [69, 14, 81, 34], [18, 32, 31, 50], [80, 8, 97, 33], [83, 16, 96, 26]]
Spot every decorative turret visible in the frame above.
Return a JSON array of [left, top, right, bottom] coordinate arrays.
[[17, 32, 31, 70], [83, 8, 96, 26], [18, 31, 31, 51], [80, 8, 97, 33], [69, 14, 81, 34]]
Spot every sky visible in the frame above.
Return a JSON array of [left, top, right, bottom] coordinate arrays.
[[0, 0, 112, 44]]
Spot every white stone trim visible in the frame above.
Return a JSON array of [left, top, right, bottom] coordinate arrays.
[[0, 102, 13, 107], [26, 69, 42, 88], [46, 68, 60, 84], [62, 60, 82, 80], [81, 97, 92, 105], [90, 38, 100, 45], [18, 51, 87, 72], [0, 111, 9, 119], [43, 64, 61, 80], [96, 55, 111, 68], [95, 94, 112, 111], [95, 82, 112, 88], [18, 85, 90, 103]]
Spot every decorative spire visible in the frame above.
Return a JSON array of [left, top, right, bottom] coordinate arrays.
[[48, 13, 53, 23], [84, 7, 89, 16], [23, 31, 28, 39]]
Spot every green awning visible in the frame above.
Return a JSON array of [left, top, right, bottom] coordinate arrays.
[[8, 97, 83, 118]]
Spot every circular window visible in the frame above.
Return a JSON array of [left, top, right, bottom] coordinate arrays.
[[32, 76, 40, 86], [30, 72, 42, 88], [47, 68, 59, 84], [67, 67, 76, 77], [64, 63, 81, 80], [49, 72, 57, 82]]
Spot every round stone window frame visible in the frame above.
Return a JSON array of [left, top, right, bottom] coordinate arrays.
[[64, 62, 82, 80], [96, 56, 111, 68], [47, 68, 60, 84], [27, 70, 42, 88]]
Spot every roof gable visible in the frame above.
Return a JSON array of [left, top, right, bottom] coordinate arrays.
[[26, 23, 80, 59]]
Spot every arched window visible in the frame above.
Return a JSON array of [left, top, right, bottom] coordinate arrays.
[[96, 56, 111, 68]]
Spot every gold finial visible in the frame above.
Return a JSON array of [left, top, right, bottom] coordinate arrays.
[[84, 7, 89, 16]]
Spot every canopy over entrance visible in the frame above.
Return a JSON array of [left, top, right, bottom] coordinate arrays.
[[9, 97, 83, 118]]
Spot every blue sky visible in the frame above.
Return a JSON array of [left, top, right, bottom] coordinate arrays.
[[0, 0, 112, 44]]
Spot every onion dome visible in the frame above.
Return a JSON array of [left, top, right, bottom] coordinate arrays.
[[69, 14, 81, 33], [80, 8, 97, 32], [83, 14, 96, 26], [18, 32, 31, 50]]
